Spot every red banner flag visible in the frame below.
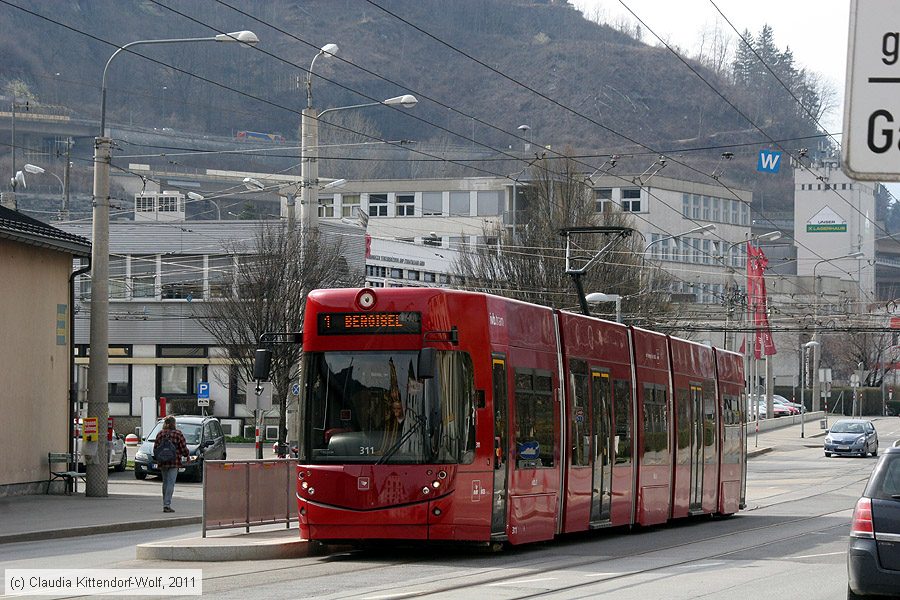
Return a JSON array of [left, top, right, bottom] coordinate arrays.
[[746, 242, 777, 358]]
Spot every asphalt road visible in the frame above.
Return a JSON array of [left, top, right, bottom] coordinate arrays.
[[6, 423, 900, 599]]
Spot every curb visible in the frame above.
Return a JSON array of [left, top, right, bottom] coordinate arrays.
[[0, 516, 200, 545], [747, 447, 773, 458], [136, 536, 313, 561]]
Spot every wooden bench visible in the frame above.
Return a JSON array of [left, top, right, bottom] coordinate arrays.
[[47, 452, 85, 494]]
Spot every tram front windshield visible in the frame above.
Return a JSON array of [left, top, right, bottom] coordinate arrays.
[[305, 350, 475, 464]]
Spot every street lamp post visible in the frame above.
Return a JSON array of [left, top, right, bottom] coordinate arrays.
[[810, 251, 865, 414], [586, 292, 622, 323], [86, 30, 258, 497], [801, 340, 820, 438], [300, 43, 416, 231]]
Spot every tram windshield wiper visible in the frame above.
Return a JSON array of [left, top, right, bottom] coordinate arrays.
[[376, 413, 426, 465]]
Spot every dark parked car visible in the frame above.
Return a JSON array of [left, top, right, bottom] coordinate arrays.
[[848, 446, 900, 598], [824, 419, 879, 458], [133, 415, 226, 482]]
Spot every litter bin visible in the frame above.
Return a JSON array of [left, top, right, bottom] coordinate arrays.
[[820, 419, 827, 429]]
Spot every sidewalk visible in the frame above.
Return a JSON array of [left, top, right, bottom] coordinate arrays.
[[0, 417, 845, 560]]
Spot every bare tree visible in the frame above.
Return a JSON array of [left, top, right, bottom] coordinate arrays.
[[454, 152, 672, 326], [828, 329, 896, 389], [199, 223, 363, 451]]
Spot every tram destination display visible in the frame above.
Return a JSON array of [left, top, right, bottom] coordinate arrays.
[[317, 311, 422, 335]]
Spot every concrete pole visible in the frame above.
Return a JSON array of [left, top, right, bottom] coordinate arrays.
[[811, 274, 821, 413], [300, 107, 319, 232], [62, 139, 72, 221], [86, 135, 111, 496]]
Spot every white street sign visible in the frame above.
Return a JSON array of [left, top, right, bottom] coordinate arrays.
[[843, 0, 900, 180]]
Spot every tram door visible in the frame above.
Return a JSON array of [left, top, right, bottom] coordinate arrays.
[[689, 384, 704, 511], [590, 371, 613, 523], [491, 357, 509, 537]]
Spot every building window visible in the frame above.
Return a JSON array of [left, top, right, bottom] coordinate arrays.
[[367, 193, 388, 217], [422, 192, 442, 216], [131, 254, 157, 299], [341, 194, 360, 218], [424, 272, 436, 283], [161, 255, 204, 300], [682, 193, 690, 218], [702, 195, 711, 220], [407, 270, 420, 281], [396, 193, 415, 217], [318, 195, 335, 218], [390, 268, 402, 279], [621, 188, 641, 212], [702, 239, 711, 264], [597, 188, 613, 213], [157, 346, 207, 397], [77, 345, 132, 401], [691, 194, 701, 219], [208, 255, 233, 299], [741, 203, 750, 225], [449, 236, 468, 250], [110, 256, 127, 299], [449, 191, 470, 216], [477, 190, 502, 216], [712, 197, 721, 221], [423, 234, 442, 247]]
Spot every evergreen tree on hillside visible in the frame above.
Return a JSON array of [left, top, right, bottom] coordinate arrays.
[[730, 25, 828, 132]]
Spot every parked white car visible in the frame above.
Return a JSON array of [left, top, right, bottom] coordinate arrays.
[[73, 422, 127, 471]]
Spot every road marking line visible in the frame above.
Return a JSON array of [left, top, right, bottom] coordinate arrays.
[[487, 577, 557, 586], [787, 551, 845, 559]]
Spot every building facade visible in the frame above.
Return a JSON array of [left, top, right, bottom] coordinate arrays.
[[0, 206, 91, 496]]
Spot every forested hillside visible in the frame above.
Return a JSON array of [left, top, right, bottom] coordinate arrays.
[[1, 0, 833, 212]]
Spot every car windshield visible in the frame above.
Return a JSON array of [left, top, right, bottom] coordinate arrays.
[[146, 421, 202, 444], [831, 421, 866, 434], [304, 350, 476, 465]]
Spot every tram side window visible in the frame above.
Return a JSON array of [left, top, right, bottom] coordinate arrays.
[[514, 368, 555, 469], [613, 379, 633, 465], [722, 394, 742, 464], [642, 384, 669, 465], [702, 381, 717, 458], [569, 360, 590, 467], [676, 388, 691, 454]]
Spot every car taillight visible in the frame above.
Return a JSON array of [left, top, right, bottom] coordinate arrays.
[[850, 497, 874, 539]]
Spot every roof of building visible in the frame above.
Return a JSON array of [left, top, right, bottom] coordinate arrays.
[[0, 205, 91, 256]]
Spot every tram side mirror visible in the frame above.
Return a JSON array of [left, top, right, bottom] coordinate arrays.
[[417, 347, 436, 380], [252, 348, 273, 381]]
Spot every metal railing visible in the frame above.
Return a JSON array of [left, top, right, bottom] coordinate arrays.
[[201, 459, 297, 537]]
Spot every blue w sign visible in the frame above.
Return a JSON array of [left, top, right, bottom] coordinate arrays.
[[757, 150, 782, 173]]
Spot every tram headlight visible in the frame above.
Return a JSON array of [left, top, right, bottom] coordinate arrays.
[[301, 481, 308, 489], [824, 437, 832, 444], [432, 480, 440, 488], [422, 486, 431, 495], [307, 487, 315, 495]]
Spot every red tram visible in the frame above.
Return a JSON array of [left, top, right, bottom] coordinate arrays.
[[291, 287, 746, 545]]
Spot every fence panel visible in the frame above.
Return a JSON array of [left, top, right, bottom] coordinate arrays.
[[202, 459, 297, 536]]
